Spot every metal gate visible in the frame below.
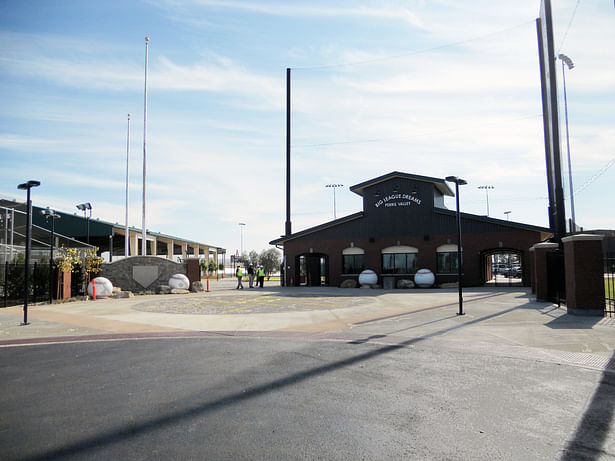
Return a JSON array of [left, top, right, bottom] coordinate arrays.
[[605, 254, 615, 317], [546, 249, 566, 305]]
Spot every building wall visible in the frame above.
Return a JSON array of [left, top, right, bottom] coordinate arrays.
[[279, 175, 548, 288], [101, 256, 187, 292]]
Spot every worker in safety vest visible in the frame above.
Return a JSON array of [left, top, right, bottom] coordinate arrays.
[[236, 266, 244, 289], [257, 265, 265, 288]]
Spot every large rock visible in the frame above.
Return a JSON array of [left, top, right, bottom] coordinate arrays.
[[340, 279, 358, 288], [191, 281, 205, 292], [169, 273, 190, 290], [440, 282, 458, 289], [397, 279, 415, 289]]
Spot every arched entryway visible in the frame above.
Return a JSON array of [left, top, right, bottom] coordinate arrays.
[[296, 253, 329, 286], [481, 249, 524, 287]]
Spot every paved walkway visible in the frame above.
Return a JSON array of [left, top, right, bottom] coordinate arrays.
[[1, 278, 614, 372]]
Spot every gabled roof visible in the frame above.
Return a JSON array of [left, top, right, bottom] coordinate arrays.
[[350, 171, 454, 197]]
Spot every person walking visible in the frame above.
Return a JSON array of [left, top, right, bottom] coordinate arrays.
[[257, 265, 265, 288], [248, 264, 255, 288], [236, 266, 244, 289]]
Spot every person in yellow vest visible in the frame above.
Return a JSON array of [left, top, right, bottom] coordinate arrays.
[[236, 266, 244, 289], [257, 265, 265, 288]]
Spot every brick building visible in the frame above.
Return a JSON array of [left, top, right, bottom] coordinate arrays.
[[270, 172, 550, 288]]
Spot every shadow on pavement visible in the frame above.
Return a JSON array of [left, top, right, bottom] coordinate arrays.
[[561, 350, 615, 460], [15, 294, 615, 461]]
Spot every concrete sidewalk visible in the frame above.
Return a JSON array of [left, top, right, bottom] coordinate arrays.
[[1, 279, 613, 371]]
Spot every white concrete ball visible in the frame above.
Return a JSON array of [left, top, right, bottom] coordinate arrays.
[[169, 273, 190, 290], [87, 277, 114, 297], [414, 268, 435, 288]]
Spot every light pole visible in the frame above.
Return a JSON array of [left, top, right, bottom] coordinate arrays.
[[446, 176, 467, 316], [76, 202, 92, 244], [142, 37, 149, 257], [125, 113, 131, 258], [325, 184, 343, 219], [42, 207, 60, 304], [17, 180, 40, 325], [238, 222, 246, 257], [558, 53, 576, 232], [477, 185, 494, 216], [504, 211, 511, 221]]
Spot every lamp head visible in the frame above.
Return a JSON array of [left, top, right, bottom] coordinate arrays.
[[558, 53, 574, 70], [17, 180, 40, 190]]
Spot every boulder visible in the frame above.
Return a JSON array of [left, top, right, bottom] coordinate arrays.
[[397, 279, 415, 289], [117, 291, 134, 298], [171, 288, 190, 294], [439, 282, 458, 289], [158, 285, 171, 294], [191, 281, 205, 292], [340, 279, 358, 288]]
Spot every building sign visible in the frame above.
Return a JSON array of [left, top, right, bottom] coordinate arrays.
[[375, 192, 422, 209]]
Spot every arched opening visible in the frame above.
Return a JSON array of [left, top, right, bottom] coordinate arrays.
[[481, 249, 524, 287], [296, 253, 329, 286]]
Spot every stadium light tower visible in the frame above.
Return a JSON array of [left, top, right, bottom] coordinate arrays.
[[558, 53, 576, 232]]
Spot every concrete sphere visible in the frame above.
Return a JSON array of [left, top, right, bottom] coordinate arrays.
[[87, 277, 113, 298], [169, 273, 190, 290], [358, 269, 378, 287], [414, 268, 435, 288]]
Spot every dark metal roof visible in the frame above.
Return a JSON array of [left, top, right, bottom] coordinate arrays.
[[433, 208, 551, 233], [269, 212, 364, 245], [350, 171, 454, 197]]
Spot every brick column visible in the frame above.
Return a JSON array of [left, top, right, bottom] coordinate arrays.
[[531, 242, 559, 301], [562, 234, 605, 316], [529, 246, 535, 294]]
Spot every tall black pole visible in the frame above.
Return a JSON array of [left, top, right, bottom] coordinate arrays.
[[455, 182, 464, 316], [285, 67, 292, 237], [48, 215, 55, 304], [23, 189, 32, 324]]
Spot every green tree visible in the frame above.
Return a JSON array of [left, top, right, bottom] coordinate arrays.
[[248, 250, 259, 268], [207, 259, 217, 274], [258, 248, 281, 278]]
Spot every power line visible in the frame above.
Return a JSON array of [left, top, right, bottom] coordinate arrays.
[[292, 114, 541, 149], [557, 0, 581, 53], [293, 20, 534, 71], [572, 157, 615, 196]]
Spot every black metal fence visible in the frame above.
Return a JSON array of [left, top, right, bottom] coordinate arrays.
[[605, 254, 615, 317], [1, 262, 62, 308]]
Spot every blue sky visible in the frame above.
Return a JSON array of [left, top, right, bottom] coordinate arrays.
[[1, 0, 614, 256]]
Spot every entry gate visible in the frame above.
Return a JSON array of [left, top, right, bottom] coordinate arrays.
[[605, 254, 615, 317], [546, 249, 566, 305]]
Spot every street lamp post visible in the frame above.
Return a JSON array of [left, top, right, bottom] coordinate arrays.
[[558, 53, 576, 232], [446, 176, 467, 316], [17, 180, 40, 325], [504, 211, 511, 221], [325, 184, 343, 219], [76, 202, 92, 244], [477, 185, 494, 216], [42, 207, 60, 305], [238, 222, 246, 257]]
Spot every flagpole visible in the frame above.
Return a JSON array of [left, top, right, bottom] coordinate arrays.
[[142, 37, 149, 256], [125, 113, 131, 258]]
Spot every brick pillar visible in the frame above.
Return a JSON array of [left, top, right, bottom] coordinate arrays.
[[562, 234, 605, 316], [529, 246, 535, 294], [186, 258, 200, 285], [531, 242, 559, 301]]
